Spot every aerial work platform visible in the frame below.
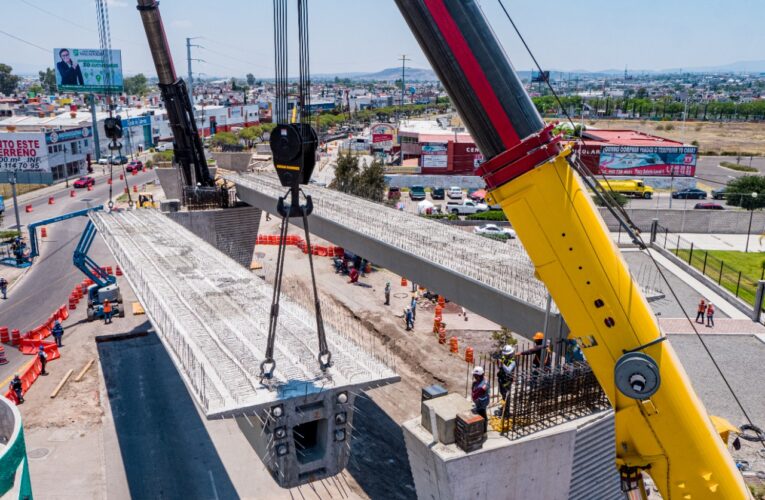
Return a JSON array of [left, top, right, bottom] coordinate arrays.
[[91, 209, 399, 487]]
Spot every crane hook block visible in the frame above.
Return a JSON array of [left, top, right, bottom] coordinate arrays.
[[104, 116, 124, 141], [270, 123, 318, 188], [614, 352, 661, 400]]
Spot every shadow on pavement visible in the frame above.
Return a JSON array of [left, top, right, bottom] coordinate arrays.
[[98, 327, 239, 500], [347, 392, 417, 500]]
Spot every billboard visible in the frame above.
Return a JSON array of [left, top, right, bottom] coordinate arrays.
[[598, 145, 697, 177], [452, 143, 484, 172], [54, 48, 124, 93], [45, 126, 92, 145], [0, 133, 50, 174], [421, 142, 448, 169], [372, 133, 393, 151]]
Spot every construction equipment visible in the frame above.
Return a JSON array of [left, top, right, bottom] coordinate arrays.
[[393, 0, 751, 497], [27, 207, 124, 322], [137, 192, 156, 208], [135, 0, 213, 189]]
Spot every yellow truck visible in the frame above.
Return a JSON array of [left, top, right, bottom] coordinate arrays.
[[597, 178, 654, 199]]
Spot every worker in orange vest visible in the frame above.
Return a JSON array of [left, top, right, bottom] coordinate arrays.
[[695, 299, 706, 323], [706, 302, 715, 327], [103, 299, 113, 325]]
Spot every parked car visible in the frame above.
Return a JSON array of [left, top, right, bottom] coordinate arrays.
[[155, 142, 172, 152], [446, 200, 488, 215], [712, 188, 727, 200], [109, 155, 128, 165], [126, 160, 143, 172], [447, 186, 463, 199], [431, 187, 445, 200], [409, 185, 426, 201], [694, 202, 724, 210], [473, 224, 516, 238], [73, 176, 95, 188], [97, 157, 109, 165], [387, 187, 401, 200], [671, 188, 707, 200]]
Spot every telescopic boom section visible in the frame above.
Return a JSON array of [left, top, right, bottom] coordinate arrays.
[[395, 0, 750, 498], [135, 0, 213, 188]]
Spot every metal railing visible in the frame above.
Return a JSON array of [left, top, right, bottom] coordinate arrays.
[[655, 224, 764, 309]]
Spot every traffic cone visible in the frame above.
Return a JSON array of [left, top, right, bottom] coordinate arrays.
[[449, 336, 459, 353], [87, 185, 93, 191], [465, 347, 474, 363], [116, 265, 123, 276], [48, 197, 55, 205], [40, 227, 47, 238], [70, 190, 76, 197], [25, 205, 32, 213], [401, 277, 407, 287]]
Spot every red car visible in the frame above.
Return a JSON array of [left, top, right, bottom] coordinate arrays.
[[73, 176, 95, 188], [126, 160, 143, 172]]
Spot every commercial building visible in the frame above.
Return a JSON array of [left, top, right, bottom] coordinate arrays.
[[398, 120, 483, 175]]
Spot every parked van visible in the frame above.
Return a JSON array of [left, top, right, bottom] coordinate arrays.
[[597, 179, 653, 199]]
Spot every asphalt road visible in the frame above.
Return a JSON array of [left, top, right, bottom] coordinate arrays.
[[0, 167, 156, 382]]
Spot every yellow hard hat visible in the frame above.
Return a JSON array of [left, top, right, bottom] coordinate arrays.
[[533, 332, 544, 341]]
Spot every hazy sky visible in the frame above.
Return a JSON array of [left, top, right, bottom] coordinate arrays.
[[2, 0, 764, 77]]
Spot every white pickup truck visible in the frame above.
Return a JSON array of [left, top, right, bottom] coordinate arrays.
[[446, 200, 489, 215]]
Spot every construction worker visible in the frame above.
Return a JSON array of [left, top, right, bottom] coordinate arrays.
[[496, 344, 516, 401], [103, 299, 113, 324], [38, 345, 48, 375], [696, 299, 707, 323], [0, 276, 7, 299], [410, 294, 417, 321], [51, 320, 64, 347], [706, 302, 715, 327], [404, 307, 414, 331], [384, 282, 391, 306], [348, 266, 359, 284], [519, 332, 552, 371], [10, 374, 23, 404], [471, 366, 490, 432]]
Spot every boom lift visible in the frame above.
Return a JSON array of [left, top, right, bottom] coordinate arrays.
[[394, 0, 750, 498], [28, 207, 124, 322]]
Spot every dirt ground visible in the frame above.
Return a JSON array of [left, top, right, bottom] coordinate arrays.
[[587, 119, 765, 155]]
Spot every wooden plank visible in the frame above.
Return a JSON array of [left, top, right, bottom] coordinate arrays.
[[50, 369, 74, 398], [132, 302, 145, 315], [74, 359, 95, 382]]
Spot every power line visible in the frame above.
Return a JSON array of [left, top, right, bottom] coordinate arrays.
[[0, 29, 49, 53], [18, 0, 96, 34], [198, 45, 271, 70]]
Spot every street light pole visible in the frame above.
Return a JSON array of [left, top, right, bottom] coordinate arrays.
[[745, 192, 758, 253]]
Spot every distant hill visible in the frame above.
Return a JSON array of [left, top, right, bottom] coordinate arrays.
[[314, 67, 438, 82]]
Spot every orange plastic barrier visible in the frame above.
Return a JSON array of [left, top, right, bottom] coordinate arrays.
[[0, 326, 8, 344], [316, 247, 328, 257], [10, 329, 20, 346], [58, 304, 69, 321], [449, 336, 459, 353], [19, 339, 59, 358], [465, 347, 474, 364]]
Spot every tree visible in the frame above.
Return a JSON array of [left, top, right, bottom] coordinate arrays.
[[355, 158, 386, 201], [230, 77, 238, 91], [0, 64, 20, 95], [124, 73, 148, 96], [246, 73, 256, 87], [27, 84, 43, 96], [724, 176, 765, 210], [209, 131, 238, 148], [330, 153, 359, 193], [38, 68, 56, 93]]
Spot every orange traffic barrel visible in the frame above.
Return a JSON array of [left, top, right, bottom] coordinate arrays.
[[0, 346, 7, 365], [116, 265, 123, 276], [0, 326, 8, 344], [401, 277, 408, 287], [25, 205, 32, 213], [106, 266, 113, 275], [435, 304, 443, 317], [41, 227, 48, 238], [107, 178, 112, 185], [432, 318, 441, 334], [48, 196, 55, 205], [70, 190, 76, 197], [119, 173, 124, 180], [438, 295, 445, 306], [10, 329, 20, 346], [133, 185, 138, 193], [69, 298, 77, 310], [132, 170, 137, 176], [449, 336, 459, 353], [87, 185, 93, 191], [438, 330, 446, 344], [465, 347, 474, 364]]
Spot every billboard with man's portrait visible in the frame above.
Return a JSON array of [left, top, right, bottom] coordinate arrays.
[[54, 48, 124, 93]]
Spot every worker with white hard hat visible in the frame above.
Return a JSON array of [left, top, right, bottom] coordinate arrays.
[[496, 344, 517, 403], [471, 365, 490, 432]]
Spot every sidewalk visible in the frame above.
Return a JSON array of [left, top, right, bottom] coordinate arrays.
[[662, 232, 765, 252]]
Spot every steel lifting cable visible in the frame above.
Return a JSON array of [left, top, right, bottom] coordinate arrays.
[[496, 0, 765, 448]]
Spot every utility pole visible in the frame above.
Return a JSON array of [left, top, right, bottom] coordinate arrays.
[[186, 37, 203, 119], [89, 94, 101, 161], [398, 54, 410, 125]]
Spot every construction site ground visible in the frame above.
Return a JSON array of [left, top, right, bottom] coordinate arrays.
[[7, 206, 765, 499]]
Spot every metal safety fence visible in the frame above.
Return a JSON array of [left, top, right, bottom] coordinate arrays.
[[654, 224, 763, 309]]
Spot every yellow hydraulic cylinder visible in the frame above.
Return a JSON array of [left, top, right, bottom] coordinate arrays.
[[486, 149, 750, 499]]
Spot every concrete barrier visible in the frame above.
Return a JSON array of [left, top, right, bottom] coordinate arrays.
[[0, 387, 33, 497]]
